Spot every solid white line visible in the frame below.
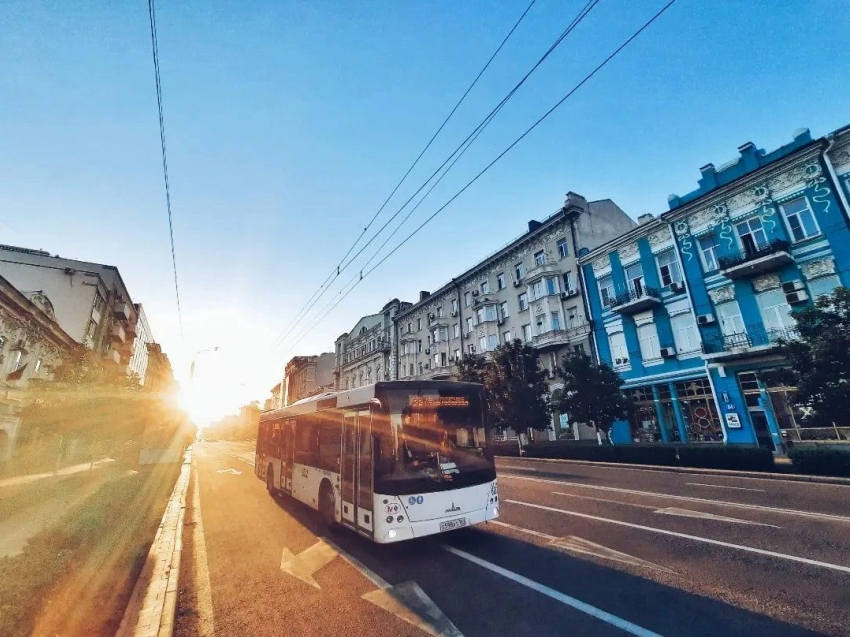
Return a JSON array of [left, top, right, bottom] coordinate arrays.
[[553, 492, 658, 510], [501, 474, 850, 524], [322, 536, 390, 589], [489, 519, 557, 541], [686, 482, 765, 492], [505, 499, 850, 575], [191, 468, 216, 636], [218, 448, 255, 467], [442, 545, 664, 637]]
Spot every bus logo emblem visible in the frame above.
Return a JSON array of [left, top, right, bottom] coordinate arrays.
[[446, 502, 461, 513]]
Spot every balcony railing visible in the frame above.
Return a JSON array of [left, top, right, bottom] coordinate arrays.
[[611, 286, 661, 314], [718, 239, 792, 278], [531, 323, 592, 349], [701, 324, 797, 358]]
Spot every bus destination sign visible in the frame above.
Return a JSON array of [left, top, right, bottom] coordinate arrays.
[[410, 396, 470, 409]]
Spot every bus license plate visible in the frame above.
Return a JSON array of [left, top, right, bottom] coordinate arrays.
[[440, 518, 467, 532]]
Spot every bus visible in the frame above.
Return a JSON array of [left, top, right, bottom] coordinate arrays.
[[255, 380, 499, 543]]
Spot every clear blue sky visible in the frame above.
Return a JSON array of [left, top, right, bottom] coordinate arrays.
[[2, 0, 848, 417]]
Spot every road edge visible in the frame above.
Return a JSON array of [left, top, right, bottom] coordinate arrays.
[[116, 448, 192, 637], [498, 456, 850, 486]]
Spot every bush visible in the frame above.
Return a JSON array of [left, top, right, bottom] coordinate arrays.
[[522, 442, 616, 462], [492, 440, 522, 457], [677, 445, 775, 471], [788, 444, 850, 477]]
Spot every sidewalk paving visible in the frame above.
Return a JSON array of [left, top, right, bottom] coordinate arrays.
[[0, 457, 115, 489]]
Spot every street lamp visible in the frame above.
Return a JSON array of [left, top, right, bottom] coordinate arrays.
[[190, 346, 220, 381]]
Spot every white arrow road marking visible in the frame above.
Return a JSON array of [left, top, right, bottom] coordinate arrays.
[[655, 507, 781, 528], [490, 520, 674, 574], [505, 499, 850, 575], [280, 539, 339, 589], [215, 468, 242, 475], [323, 537, 463, 637], [443, 545, 663, 637], [686, 482, 765, 492]]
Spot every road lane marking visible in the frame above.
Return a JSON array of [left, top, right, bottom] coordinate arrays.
[[654, 507, 781, 528], [215, 468, 242, 475], [490, 520, 674, 574], [686, 482, 765, 492], [505, 499, 850, 575], [217, 448, 255, 467], [190, 468, 215, 636], [280, 539, 339, 589], [442, 545, 664, 637], [553, 492, 657, 510], [323, 537, 463, 637], [501, 473, 850, 524]]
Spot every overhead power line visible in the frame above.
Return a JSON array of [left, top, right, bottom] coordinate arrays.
[[276, 0, 679, 361], [273, 0, 600, 354], [147, 0, 184, 338]]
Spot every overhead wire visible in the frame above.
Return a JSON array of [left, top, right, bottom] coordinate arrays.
[[270, 0, 538, 349], [276, 0, 680, 361], [146, 0, 184, 338], [273, 0, 601, 353]]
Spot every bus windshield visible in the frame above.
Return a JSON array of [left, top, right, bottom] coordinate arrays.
[[374, 385, 495, 495]]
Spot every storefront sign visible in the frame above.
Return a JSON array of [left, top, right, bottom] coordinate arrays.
[[725, 412, 742, 429]]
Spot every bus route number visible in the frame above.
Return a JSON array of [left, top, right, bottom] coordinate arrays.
[[301, 467, 309, 479]]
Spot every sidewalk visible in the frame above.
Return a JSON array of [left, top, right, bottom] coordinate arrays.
[[0, 457, 115, 489]]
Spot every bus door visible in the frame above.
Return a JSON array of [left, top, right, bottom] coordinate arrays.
[[341, 410, 374, 532], [283, 418, 295, 493]]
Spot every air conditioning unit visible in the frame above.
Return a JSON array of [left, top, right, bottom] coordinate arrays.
[[471, 290, 479, 297], [660, 347, 676, 358], [561, 289, 578, 299], [512, 279, 521, 287], [785, 290, 809, 305], [782, 280, 804, 294], [469, 346, 477, 353], [669, 281, 685, 293], [697, 313, 716, 325], [451, 311, 458, 317], [497, 318, 505, 325], [424, 348, 430, 354]]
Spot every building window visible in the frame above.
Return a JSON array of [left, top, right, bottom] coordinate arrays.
[[535, 313, 545, 335], [409, 364, 414, 376], [624, 262, 644, 296], [503, 330, 512, 343], [670, 313, 700, 354], [500, 302, 509, 319], [736, 217, 768, 255], [12, 350, 22, 371], [84, 319, 97, 345], [518, 292, 529, 311], [531, 280, 543, 300], [535, 250, 546, 266], [573, 343, 585, 353], [465, 317, 473, 333], [497, 273, 505, 290], [717, 301, 746, 337], [479, 336, 488, 352], [514, 262, 526, 281], [698, 234, 719, 272], [481, 280, 489, 294], [780, 196, 819, 241], [551, 311, 561, 331], [545, 276, 559, 296], [757, 290, 796, 333], [34, 358, 43, 374], [468, 343, 476, 354], [608, 331, 629, 367], [464, 291, 471, 307], [656, 250, 681, 287], [636, 322, 661, 361], [557, 238, 569, 258], [454, 349, 461, 361], [522, 324, 532, 342], [453, 323, 460, 338], [566, 306, 579, 328], [418, 340, 422, 352], [451, 298, 458, 313], [434, 353, 440, 367], [808, 275, 840, 299], [598, 275, 614, 307], [419, 362, 424, 375], [563, 271, 574, 292], [488, 334, 498, 351], [437, 306, 443, 317], [417, 318, 422, 330], [407, 322, 412, 333]]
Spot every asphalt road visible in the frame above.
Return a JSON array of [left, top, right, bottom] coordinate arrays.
[[175, 442, 850, 637]]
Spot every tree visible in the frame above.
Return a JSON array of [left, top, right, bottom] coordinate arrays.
[[555, 352, 631, 443], [485, 340, 551, 434], [779, 286, 850, 426], [455, 352, 488, 385]]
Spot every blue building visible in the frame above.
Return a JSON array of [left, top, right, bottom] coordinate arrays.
[[579, 125, 850, 450]]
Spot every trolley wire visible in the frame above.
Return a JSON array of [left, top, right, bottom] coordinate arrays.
[[276, 0, 679, 361], [273, 0, 601, 353], [147, 0, 184, 338]]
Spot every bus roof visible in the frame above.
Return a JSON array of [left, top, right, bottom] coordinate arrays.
[[259, 380, 483, 421]]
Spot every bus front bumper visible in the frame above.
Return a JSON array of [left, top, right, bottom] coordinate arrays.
[[373, 505, 499, 544]]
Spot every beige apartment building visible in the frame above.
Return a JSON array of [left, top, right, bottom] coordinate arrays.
[[392, 192, 636, 435], [283, 352, 335, 406]]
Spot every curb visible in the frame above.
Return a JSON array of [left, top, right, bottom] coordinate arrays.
[[116, 450, 192, 637], [497, 456, 850, 486]]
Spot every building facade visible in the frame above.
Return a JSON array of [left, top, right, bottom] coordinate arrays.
[[392, 192, 636, 436], [129, 304, 155, 385], [580, 125, 850, 449], [334, 298, 410, 390], [144, 342, 175, 395], [0, 246, 146, 380], [283, 352, 335, 405], [0, 275, 78, 462]]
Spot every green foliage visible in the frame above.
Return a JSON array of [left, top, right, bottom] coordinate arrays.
[[555, 352, 631, 442], [780, 286, 850, 426], [484, 340, 551, 432], [788, 444, 850, 477], [677, 445, 774, 471], [455, 352, 488, 385]]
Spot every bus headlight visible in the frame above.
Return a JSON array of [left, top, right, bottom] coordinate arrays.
[[388, 529, 397, 539], [492, 507, 499, 517]]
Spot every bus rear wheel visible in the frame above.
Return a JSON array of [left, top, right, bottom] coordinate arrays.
[[320, 482, 336, 529], [266, 465, 278, 497]]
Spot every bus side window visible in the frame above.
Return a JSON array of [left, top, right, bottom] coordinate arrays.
[[317, 416, 341, 472], [294, 415, 317, 465]]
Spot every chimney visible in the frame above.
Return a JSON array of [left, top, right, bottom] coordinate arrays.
[[528, 220, 542, 232], [562, 191, 587, 217], [698, 163, 717, 189], [419, 291, 430, 302], [637, 213, 655, 225], [737, 141, 759, 171], [667, 194, 681, 210]]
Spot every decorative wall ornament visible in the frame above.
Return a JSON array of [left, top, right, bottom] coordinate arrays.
[[647, 227, 672, 249], [804, 161, 832, 216], [619, 242, 638, 262], [749, 184, 778, 234], [591, 258, 610, 274], [752, 273, 781, 292], [685, 208, 716, 232], [799, 257, 836, 280], [674, 220, 694, 261], [831, 142, 850, 173], [724, 189, 757, 213], [708, 285, 735, 304]]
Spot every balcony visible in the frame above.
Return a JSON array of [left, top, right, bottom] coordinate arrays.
[[718, 239, 792, 279], [701, 324, 797, 361], [108, 324, 126, 343], [525, 262, 561, 283], [531, 323, 592, 349], [103, 348, 121, 365], [125, 321, 138, 339], [611, 286, 661, 314], [113, 301, 131, 321]]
